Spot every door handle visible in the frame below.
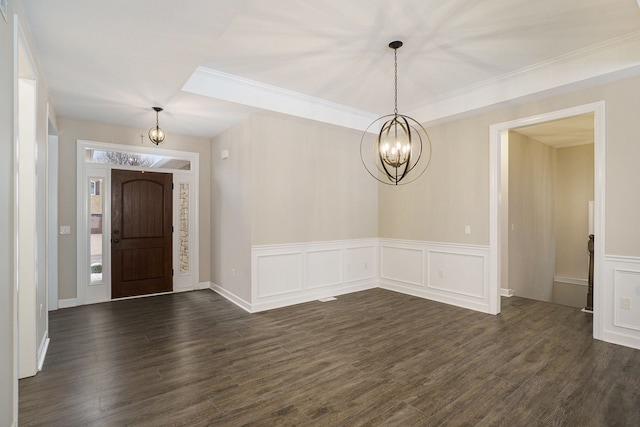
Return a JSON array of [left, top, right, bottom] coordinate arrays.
[[113, 239, 120, 244]]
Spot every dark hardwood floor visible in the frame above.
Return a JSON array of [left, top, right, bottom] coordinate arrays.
[[19, 289, 640, 426]]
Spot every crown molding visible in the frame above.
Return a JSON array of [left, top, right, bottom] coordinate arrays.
[[184, 31, 640, 132], [407, 30, 640, 124], [182, 67, 378, 132]]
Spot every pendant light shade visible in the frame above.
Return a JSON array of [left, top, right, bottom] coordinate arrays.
[[148, 107, 166, 145], [360, 41, 431, 185]]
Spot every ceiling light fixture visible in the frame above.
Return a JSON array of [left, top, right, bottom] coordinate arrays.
[[360, 41, 431, 185], [148, 106, 166, 145]]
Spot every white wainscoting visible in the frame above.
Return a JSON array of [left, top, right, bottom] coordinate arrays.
[[251, 239, 378, 312], [602, 255, 640, 349], [213, 238, 491, 314], [378, 239, 491, 313]]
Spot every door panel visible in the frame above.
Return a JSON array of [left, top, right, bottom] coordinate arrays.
[[112, 169, 173, 298]]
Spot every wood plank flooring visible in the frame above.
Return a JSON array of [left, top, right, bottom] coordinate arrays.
[[19, 289, 640, 426]]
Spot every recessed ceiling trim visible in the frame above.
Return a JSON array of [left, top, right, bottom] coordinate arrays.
[[183, 66, 378, 132], [407, 30, 640, 125]]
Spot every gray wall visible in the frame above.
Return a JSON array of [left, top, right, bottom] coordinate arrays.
[[508, 131, 556, 301], [211, 117, 253, 301], [0, 2, 16, 425], [555, 143, 594, 279]]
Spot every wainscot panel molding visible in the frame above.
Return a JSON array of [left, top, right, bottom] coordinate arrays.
[[216, 239, 492, 314], [602, 255, 640, 350], [251, 239, 378, 313], [378, 239, 491, 313]]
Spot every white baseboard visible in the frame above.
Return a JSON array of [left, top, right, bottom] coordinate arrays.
[[37, 333, 50, 372], [58, 298, 77, 309], [197, 281, 212, 290], [554, 276, 588, 287], [380, 281, 491, 313], [501, 288, 515, 297], [250, 281, 377, 313], [210, 283, 252, 313]]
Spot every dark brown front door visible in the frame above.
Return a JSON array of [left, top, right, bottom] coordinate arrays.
[[111, 169, 173, 298]]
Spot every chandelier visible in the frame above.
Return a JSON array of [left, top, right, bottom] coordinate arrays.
[[360, 41, 431, 185], [148, 106, 166, 145]]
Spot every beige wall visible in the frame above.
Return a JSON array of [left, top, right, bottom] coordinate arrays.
[[57, 117, 212, 300], [211, 117, 253, 301], [508, 132, 556, 301], [378, 113, 490, 244], [379, 73, 640, 259], [210, 112, 378, 301], [250, 113, 378, 245], [555, 143, 594, 279], [0, 2, 16, 424]]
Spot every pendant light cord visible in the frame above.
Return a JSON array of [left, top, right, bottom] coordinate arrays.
[[394, 47, 398, 116]]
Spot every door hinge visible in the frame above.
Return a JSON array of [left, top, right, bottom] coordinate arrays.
[[172, 183, 174, 190], [172, 269, 174, 276], [172, 226, 174, 232]]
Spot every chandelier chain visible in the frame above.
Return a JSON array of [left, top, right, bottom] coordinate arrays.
[[394, 47, 398, 115]]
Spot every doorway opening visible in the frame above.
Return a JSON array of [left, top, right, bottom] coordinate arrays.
[[76, 140, 200, 305], [489, 101, 605, 340], [504, 114, 594, 308]]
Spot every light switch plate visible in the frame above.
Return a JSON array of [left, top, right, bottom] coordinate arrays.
[[60, 225, 71, 235]]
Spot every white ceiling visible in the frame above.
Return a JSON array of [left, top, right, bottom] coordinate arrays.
[[512, 113, 594, 148], [20, 0, 640, 139]]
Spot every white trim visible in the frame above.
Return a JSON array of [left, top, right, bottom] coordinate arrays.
[[251, 282, 377, 313], [501, 288, 515, 297], [553, 276, 589, 287], [58, 298, 77, 309], [37, 333, 49, 371], [248, 238, 492, 314], [183, 66, 378, 132], [251, 239, 378, 312], [12, 14, 20, 423], [489, 101, 605, 337], [76, 140, 200, 305], [197, 281, 212, 290], [605, 254, 640, 263], [409, 31, 640, 125], [46, 106, 58, 312], [602, 255, 640, 349], [209, 283, 252, 313], [379, 238, 491, 314]]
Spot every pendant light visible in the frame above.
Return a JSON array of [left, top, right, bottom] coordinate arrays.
[[360, 41, 431, 185], [148, 106, 166, 145]]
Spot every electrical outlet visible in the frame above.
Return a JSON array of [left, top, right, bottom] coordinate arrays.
[[464, 225, 471, 235], [438, 270, 444, 279], [232, 268, 236, 277], [621, 297, 631, 310], [364, 262, 368, 269]]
